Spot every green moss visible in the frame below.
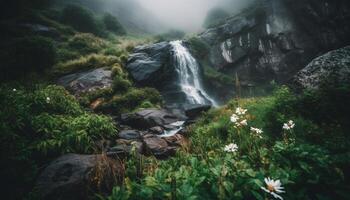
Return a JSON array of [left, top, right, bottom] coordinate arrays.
[[103, 13, 126, 35], [53, 54, 120, 76], [68, 33, 107, 54], [97, 88, 162, 115]]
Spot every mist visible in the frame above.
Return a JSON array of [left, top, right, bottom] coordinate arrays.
[[135, 0, 255, 32]]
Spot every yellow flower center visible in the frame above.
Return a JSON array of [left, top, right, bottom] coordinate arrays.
[[267, 184, 275, 192]]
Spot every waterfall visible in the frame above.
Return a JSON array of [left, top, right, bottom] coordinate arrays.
[[170, 40, 217, 106]]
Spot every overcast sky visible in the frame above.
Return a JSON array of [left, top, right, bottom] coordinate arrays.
[[136, 0, 253, 32]]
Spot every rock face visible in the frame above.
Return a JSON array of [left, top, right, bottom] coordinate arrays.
[[126, 42, 173, 86], [57, 68, 112, 96], [35, 154, 120, 200], [197, 0, 350, 92], [293, 46, 350, 90]]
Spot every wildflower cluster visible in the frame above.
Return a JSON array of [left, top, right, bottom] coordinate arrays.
[[224, 142, 238, 153], [230, 107, 248, 128], [250, 127, 263, 139]]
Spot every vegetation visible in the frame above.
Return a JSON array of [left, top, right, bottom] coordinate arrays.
[[155, 30, 186, 42], [0, 36, 56, 80], [104, 86, 350, 200], [103, 13, 127, 35], [0, 85, 117, 199], [61, 4, 102, 36], [1, 1, 349, 200]]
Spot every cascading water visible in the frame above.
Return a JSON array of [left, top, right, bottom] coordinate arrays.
[[170, 40, 217, 106]]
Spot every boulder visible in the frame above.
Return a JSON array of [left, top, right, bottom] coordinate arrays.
[[57, 68, 112, 96], [118, 130, 141, 140], [184, 104, 211, 119], [293, 46, 350, 90], [143, 135, 176, 158], [149, 126, 164, 135], [162, 134, 187, 147], [120, 109, 180, 129], [35, 154, 120, 200], [126, 42, 173, 86]]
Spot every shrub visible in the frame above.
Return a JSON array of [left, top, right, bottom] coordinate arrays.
[[112, 76, 132, 94], [61, 5, 101, 35], [0, 84, 117, 199], [103, 13, 126, 35], [31, 85, 83, 115], [53, 54, 120, 76], [98, 88, 162, 114], [32, 113, 116, 155], [187, 36, 210, 58], [0, 36, 55, 80], [68, 33, 107, 55]]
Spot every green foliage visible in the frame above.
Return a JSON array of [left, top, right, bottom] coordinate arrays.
[[53, 54, 120, 76], [0, 85, 117, 199], [105, 86, 350, 200], [187, 36, 210, 58], [155, 30, 185, 42], [98, 88, 162, 115], [112, 76, 132, 94], [103, 13, 126, 35], [61, 4, 101, 35], [32, 113, 116, 155], [68, 33, 107, 55], [0, 36, 56, 80]]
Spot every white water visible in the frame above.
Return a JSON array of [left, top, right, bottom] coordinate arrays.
[[170, 40, 217, 106], [160, 121, 185, 137]]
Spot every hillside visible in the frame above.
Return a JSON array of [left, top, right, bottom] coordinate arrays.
[[0, 0, 350, 200]]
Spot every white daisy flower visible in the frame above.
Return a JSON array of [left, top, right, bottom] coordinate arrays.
[[224, 143, 238, 153], [13, 88, 17, 92], [230, 114, 239, 123], [46, 97, 51, 103], [282, 120, 295, 130], [250, 127, 263, 138], [260, 177, 285, 200], [250, 127, 263, 134], [235, 107, 247, 115]]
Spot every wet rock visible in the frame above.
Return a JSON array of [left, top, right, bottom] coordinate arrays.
[[143, 136, 176, 158], [162, 134, 187, 147], [118, 130, 141, 140], [57, 68, 112, 96], [126, 42, 173, 86], [293, 46, 350, 90], [35, 154, 120, 200], [149, 126, 164, 135], [120, 109, 180, 129]]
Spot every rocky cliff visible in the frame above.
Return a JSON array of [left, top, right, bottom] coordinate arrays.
[[198, 0, 350, 86]]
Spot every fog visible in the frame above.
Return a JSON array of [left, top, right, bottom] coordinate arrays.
[[135, 0, 255, 32]]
